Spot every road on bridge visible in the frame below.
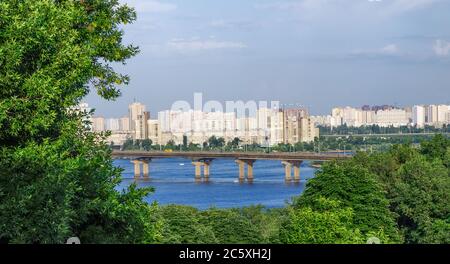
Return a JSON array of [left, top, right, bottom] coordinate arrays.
[[111, 150, 351, 161]]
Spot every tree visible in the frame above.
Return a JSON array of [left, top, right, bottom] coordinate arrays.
[[134, 139, 141, 149], [188, 142, 200, 151], [182, 135, 188, 150], [357, 138, 450, 244], [0, 0, 160, 243], [230, 137, 241, 148], [166, 140, 176, 147], [199, 208, 262, 244], [207, 136, 225, 149], [122, 138, 135, 150], [141, 139, 152, 151], [420, 134, 450, 165], [158, 205, 217, 244], [293, 159, 401, 242], [389, 154, 450, 243], [280, 198, 366, 244]]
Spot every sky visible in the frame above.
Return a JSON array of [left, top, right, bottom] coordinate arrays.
[[86, 0, 450, 117]]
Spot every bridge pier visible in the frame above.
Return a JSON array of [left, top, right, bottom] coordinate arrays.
[[292, 161, 302, 182], [282, 160, 303, 182], [204, 161, 211, 177], [142, 160, 150, 178], [192, 159, 213, 180], [193, 161, 202, 178], [133, 160, 141, 178], [235, 159, 256, 183], [132, 159, 152, 179], [282, 161, 292, 181]]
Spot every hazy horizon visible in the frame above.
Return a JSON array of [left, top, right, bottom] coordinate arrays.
[[86, 0, 450, 118]]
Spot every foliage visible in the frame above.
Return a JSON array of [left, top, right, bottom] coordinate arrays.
[[198, 208, 261, 243], [293, 159, 401, 242], [388, 154, 449, 243], [353, 136, 450, 244], [122, 139, 152, 151], [0, 0, 160, 243], [0, 123, 161, 243], [207, 136, 225, 149], [157, 205, 285, 244], [420, 134, 450, 164], [158, 205, 217, 244], [280, 198, 366, 244]]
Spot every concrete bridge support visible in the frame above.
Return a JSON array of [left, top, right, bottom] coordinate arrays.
[[142, 160, 150, 178], [192, 160, 213, 180], [282, 161, 292, 181], [133, 160, 141, 178], [282, 160, 303, 182], [132, 159, 152, 179], [193, 161, 202, 178], [292, 161, 302, 181], [235, 159, 256, 183], [236, 160, 245, 180]]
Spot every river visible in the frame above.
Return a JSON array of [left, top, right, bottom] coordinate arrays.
[[114, 158, 318, 209]]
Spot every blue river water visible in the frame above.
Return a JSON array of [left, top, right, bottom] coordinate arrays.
[[114, 159, 318, 209]]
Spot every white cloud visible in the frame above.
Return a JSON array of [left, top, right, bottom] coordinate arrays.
[[121, 0, 177, 13], [138, 38, 247, 57], [209, 19, 258, 30], [433, 39, 450, 57], [380, 44, 399, 55], [254, 2, 303, 10], [351, 44, 401, 57], [167, 38, 247, 52]]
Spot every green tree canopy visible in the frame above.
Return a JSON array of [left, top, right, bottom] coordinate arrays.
[[293, 159, 401, 242], [356, 137, 450, 244], [420, 134, 450, 164], [0, 0, 160, 243], [280, 198, 366, 244]]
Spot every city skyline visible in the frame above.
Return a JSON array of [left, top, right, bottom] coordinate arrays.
[[85, 0, 450, 117], [86, 100, 450, 147], [87, 98, 450, 120]]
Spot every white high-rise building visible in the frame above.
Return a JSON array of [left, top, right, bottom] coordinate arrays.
[[331, 107, 364, 126], [119, 117, 130, 131], [311, 115, 342, 128], [147, 119, 160, 144], [128, 102, 146, 131], [105, 118, 120, 131], [156, 107, 315, 146], [426, 105, 438, 124], [375, 109, 409, 127], [437, 105, 449, 124], [412, 105, 426, 128], [91, 116, 105, 132], [257, 108, 284, 145], [425, 104, 450, 126], [135, 111, 150, 140]]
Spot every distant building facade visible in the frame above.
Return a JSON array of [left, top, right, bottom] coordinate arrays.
[[88, 101, 450, 147]]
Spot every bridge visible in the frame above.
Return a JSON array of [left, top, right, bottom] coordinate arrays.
[[112, 151, 352, 183]]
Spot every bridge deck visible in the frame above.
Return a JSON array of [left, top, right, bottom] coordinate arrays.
[[112, 151, 352, 161]]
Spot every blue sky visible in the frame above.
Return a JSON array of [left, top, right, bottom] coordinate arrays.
[[86, 0, 450, 117]]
